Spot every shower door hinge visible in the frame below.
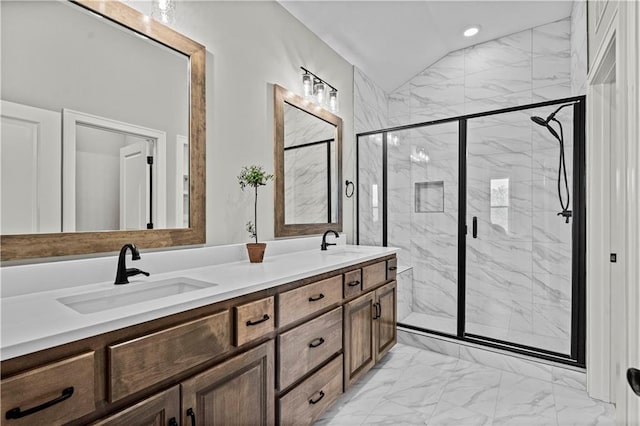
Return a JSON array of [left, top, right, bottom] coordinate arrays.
[[610, 253, 617, 262]]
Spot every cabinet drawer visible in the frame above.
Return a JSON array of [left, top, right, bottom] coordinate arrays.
[[278, 307, 342, 390], [343, 269, 362, 299], [279, 276, 341, 327], [234, 296, 275, 346], [279, 355, 343, 426], [1, 351, 95, 426], [362, 261, 387, 291], [386, 257, 398, 281], [108, 310, 231, 402]]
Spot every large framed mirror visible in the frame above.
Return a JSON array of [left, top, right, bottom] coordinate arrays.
[[0, 0, 205, 261], [274, 85, 342, 237]]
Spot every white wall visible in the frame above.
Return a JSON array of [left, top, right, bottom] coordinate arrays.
[[127, 1, 355, 245]]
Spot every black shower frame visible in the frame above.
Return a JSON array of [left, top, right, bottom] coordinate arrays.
[[356, 95, 587, 368]]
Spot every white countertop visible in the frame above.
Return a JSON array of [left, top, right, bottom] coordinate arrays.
[[1, 245, 397, 361]]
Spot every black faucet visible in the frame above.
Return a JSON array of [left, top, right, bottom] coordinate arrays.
[[115, 243, 150, 285], [321, 230, 339, 251]]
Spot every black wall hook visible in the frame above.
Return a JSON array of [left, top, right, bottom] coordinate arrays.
[[345, 180, 354, 198]]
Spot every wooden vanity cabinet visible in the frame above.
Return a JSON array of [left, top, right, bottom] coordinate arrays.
[[343, 280, 397, 390], [181, 340, 275, 426], [1, 254, 397, 426]]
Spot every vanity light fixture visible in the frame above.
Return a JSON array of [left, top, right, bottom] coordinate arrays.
[[300, 67, 339, 113], [463, 25, 480, 37]]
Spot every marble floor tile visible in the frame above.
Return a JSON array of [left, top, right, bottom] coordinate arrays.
[[428, 400, 492, 426], [320, 343, 615, 426]]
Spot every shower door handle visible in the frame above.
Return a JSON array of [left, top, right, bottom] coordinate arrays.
[[472, 217, 478, 238]]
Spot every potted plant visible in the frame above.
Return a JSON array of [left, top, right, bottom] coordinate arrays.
[[238, 165, 274, 263]]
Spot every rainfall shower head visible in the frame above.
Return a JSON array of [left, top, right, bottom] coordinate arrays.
[[530, 116, 548, 126], [531, 115, 560, 139]]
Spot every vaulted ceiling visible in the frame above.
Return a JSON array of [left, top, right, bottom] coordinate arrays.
[[279, 1, 574, 92]]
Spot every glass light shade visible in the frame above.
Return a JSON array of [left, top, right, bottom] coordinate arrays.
[[313, 79, 326, 106], [152, 0, 175, 24], [302, 73, 313, 98], [329, 89, 339, 113]]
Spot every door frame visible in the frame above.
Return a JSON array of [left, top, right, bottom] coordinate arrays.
[[62, 109, 166, 231], [586, 1, 640, 421]]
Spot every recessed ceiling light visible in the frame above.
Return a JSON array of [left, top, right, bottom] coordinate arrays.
[[464, 26, 480, 37]]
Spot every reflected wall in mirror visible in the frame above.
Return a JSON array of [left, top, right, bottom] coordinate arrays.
[[274, 85, 342, 237], [0, 0, 205, 261], [1, 0, 188, 234]]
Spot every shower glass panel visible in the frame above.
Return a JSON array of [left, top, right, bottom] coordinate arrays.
[[465, 104, 574, 356], [357, 133, 384, 246], [387, 123, 459, 335]]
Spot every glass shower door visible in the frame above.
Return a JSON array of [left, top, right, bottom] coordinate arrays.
[[465, 105, 574, 356]]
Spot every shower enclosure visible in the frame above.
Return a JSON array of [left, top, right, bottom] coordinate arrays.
[[357, 97, 586, 366]]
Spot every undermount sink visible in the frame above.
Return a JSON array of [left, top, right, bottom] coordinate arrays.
[[325, 247, 378, 256], [57, 277, 218, 314]]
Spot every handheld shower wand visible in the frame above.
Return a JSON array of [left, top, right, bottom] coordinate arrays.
[[530, 103, 575, 223]]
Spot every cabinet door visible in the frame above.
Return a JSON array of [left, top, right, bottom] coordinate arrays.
[[91, 386, 179, 426], [375, 281, 397, 362], [343, 291, 376, 390], [181, 340, 274, 426]]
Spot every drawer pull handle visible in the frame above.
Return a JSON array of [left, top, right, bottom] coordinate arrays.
[[246, 314, 270, 326], [347, 280, 360, 287], [388, 266, 397, 271], [308, 294, 325, 302], [169, 418, 178, 426], [373, 302, 381, 320], [186, 408, 196, 426], [309, 337, 325, 348], [5, 386, 74, 420], [309, 390, 325, 405]]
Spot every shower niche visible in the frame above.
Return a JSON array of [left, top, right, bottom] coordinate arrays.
[[414, 181, 444, 213], [357, 97, 586, 367]]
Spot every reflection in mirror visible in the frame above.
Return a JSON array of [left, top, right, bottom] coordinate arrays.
[[283, 103, 338, 224], [274, 85, 342, 238], [1, 0, 189, 234], [0, 0, 205, 261]]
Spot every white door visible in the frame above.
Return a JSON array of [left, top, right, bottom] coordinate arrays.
[[119, 141, 148, 230], [0, 101, 61, 234]]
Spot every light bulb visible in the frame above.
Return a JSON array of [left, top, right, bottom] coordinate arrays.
[[329, 89, 338, 113], [302, 73, 313, 99], [313, 79, 326, 106]]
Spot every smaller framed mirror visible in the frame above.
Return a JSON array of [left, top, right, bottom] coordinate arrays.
[[274, 85, 342, 237]]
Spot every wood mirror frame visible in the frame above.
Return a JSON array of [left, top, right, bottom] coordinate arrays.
[[273, 84, 342, 238], [0, 0, 206, 261]]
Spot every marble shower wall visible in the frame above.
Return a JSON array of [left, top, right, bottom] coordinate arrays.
[[570, 0, 588, 95], [354, 67, 388, 134], [387, 18, 576, 126], [355, 16, 584, 353]]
